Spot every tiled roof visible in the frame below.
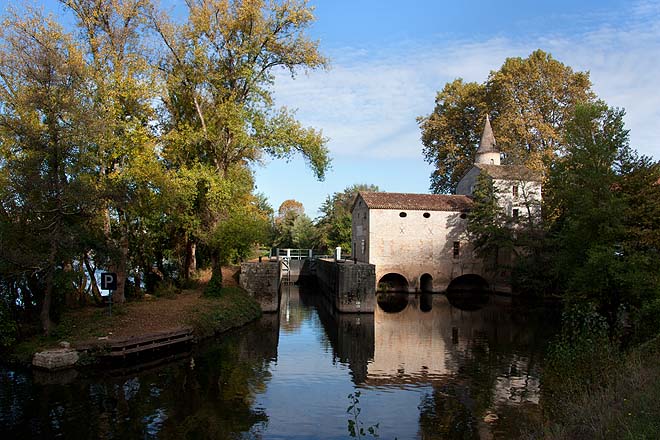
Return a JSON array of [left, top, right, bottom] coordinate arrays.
[[476, 164, 543, 181], [355, 192, 473, 212]]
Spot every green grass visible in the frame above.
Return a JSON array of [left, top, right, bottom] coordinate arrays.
[[524, 335, 660, 439], [187, 287, 262, 339]]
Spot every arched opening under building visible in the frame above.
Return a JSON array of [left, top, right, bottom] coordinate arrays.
[[420, 273, 433, 293], [446, 274, 490, 310], [377, 292, 408, 313], [377, 273, 409, 293]]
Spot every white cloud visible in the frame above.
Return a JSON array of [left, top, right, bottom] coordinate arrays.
[[272, 2, 660, 162]]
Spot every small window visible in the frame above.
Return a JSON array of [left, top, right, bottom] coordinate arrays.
[[453, 241, 460, 258], [460, 213, 467, 219], [512, 185, 519, 197], [423, 212, 430, 218], [399, 212, 407, 218], [512, 208, 519, 220]]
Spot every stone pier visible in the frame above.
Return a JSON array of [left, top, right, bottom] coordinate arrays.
[[239, 261, 280, 312], [315, 259, 376, 313]]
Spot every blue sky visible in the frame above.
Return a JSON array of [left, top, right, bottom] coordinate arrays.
[[258, 0, 660, 216], [4, 0, 659, 217]]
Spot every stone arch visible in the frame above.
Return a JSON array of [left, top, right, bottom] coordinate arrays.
[[446, 274, 489, 292], [420, 273, 433, 293], [377, 273, 409, 293]]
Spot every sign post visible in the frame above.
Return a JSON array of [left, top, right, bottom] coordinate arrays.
[[101, 272, 118, 316]]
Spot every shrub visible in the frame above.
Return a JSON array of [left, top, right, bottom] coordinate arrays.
[[0, 301, 17, 349], [203, 269, 223, 298]]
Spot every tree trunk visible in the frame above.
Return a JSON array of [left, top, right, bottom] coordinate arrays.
[[184, 239, 197, 279], [113, 235, 129, 304], [84, 252, 103, 305], [41, 241, 57, 336]]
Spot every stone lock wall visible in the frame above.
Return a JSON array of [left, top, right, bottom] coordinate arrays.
[[316, 259, 376, 313], [239, 261, 280, 312]]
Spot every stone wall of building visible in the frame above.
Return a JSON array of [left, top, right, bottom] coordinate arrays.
[[239, 261, 280, 312], [315, 258, 376, 313], [367, 208, 484, 292], [352, 198, 370, 263]]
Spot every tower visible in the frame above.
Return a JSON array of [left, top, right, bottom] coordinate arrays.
[[474, 115, 500, 166]]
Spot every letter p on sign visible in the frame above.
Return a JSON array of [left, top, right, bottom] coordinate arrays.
[[101, 272, 118, 291]]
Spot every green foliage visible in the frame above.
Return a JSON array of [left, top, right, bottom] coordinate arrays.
[[204, 270, 224, 297], [317, 184, 379, 252], [542, 304, 617, 416], [211, 201, 272, 265], [466, 174, 514, 270], [347, 391, 380, 439], [534, 320, 660, 440], [546, 102, 660, 327], [420, 49, 594, 193], [154, 280, 181, 299], [0, 300, 17, 349], [273, 199, 319, 249]]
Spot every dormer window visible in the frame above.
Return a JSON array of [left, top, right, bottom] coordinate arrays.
[[490, 159, 494, 164]]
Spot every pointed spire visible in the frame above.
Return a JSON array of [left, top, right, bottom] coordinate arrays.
[[477, 114, 497, 153], [474, 114, 500, 166]]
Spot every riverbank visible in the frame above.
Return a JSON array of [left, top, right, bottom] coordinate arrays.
[[8, 267, 262, 366], [523, 334, 660, 439]]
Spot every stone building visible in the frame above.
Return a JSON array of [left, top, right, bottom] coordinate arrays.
[[351, 116, 542, 293]]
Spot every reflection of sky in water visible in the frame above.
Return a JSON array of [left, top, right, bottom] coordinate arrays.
[[143, 408, 167, 438], [0, 287, 555, 439], [254, 313, 428, 439]]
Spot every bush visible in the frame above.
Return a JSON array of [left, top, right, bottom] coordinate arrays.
[[203, 269, 223, 298], [154, 280, 180, 299], [542, 303, 618, 417], [0, 301, 17, 349]]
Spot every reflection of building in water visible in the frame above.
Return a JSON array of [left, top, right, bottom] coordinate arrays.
[[365, 294, 542, 409]]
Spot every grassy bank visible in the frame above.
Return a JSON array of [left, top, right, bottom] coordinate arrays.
[[8, 278, 262, 366], [525, 335, 660, 439], [186, 286, 262, 339]]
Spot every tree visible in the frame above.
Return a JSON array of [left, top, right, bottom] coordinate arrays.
[[419, 50, 595, 194], [317, 183, 379, 251], [273, 199, 317, 248], [152, 0, 331, 283], [62, 0, 160, 303], [0, 10, 98, 333], [547, 103, 660, 329], [466, 174, 514, 273]]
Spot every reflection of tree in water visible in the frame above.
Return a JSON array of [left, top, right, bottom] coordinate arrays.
[[417, 298, 555, 439], [165, 315, 279, 439], [0, 315, 279, 440], [418, 384, 479, 439]]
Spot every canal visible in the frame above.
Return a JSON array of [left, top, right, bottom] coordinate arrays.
[[1, 286, 558, 439]]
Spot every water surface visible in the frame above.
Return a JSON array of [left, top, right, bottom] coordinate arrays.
[[1, 286, 557, 439]]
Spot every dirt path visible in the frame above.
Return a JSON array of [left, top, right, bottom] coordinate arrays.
[[65, 267, 241, 342]]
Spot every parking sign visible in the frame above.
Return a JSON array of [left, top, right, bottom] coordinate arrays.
[[101, 272, 118, 291]]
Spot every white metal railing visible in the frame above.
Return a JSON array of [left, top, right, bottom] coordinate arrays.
[[270, 248, 314, 260]]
